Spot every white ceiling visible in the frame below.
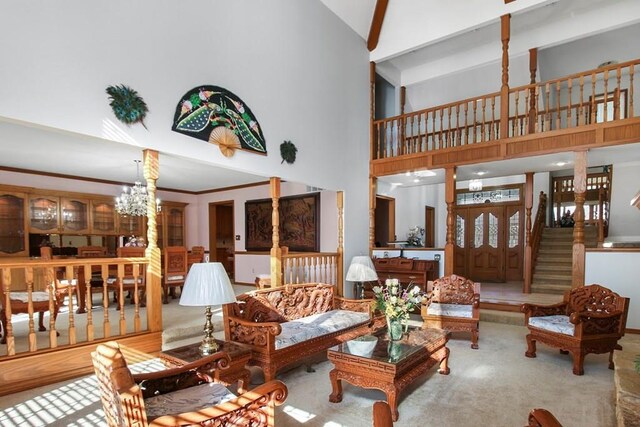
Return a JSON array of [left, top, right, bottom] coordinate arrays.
[[0, 117, 268, 193]]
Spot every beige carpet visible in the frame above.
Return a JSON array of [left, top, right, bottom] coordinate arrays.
[[1, 320, 630, 427]]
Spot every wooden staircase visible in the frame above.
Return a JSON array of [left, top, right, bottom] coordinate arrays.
[[531, 226, 598, 294]]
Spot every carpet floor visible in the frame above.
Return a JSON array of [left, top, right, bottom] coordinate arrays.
[[1, 320, 626, 426]]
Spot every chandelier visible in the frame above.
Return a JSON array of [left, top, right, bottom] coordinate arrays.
[[115, 160, 161, 217]]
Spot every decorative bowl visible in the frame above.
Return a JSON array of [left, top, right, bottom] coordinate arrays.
[[346, 335, 378, 357]]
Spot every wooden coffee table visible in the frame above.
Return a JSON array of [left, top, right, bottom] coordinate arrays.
[[328, 327, 450, 421], [160, 339, 252, 392]]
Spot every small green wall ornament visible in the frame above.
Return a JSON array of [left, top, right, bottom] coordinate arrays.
[[106, 84, 149, 129], [280, 140, 297, 164]]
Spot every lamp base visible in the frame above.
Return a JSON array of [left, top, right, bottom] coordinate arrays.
[[199, 305, 220, 356], [353, 282, 364, 300]]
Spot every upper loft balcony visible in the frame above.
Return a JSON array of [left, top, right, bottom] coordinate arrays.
[[371, 58, 640, 176]]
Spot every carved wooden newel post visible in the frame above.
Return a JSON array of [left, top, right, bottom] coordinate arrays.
[[444, 167, 456, 276], [270, 177, 282, 288], [337, 191, 344, 296], [523, 172, 534, 293], [572, 151, 587, 288], [499, 14, 511, 145], [143, 149, 162, 331]]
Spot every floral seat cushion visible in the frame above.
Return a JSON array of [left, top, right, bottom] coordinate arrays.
[[427, 302, 473, 318], [144, 382, 236, 419], [528, 315, 575, 336], [276, 310, 370, 350]]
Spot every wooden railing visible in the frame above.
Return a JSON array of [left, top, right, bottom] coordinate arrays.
[[0, 256, 148, 357], [530, 192, 548, 273], [282, 252, 339, 286], [373, 59, 639, 160]]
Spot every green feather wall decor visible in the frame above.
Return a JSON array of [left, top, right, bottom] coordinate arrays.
[[106, 84, 149, 129]]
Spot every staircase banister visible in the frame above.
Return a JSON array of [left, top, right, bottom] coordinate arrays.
[[531, 191, 548, 264]]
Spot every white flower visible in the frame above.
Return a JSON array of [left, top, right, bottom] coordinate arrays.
[[372, 286, 382, 294]]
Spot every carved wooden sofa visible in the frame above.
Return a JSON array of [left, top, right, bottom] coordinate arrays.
[[421, 275, 481, 349], [522, 284, 629, 375], [223, 283, 374, 381], [92, 341, 288, 427]]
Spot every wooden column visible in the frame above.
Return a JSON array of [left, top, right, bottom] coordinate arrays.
[[336, 191, 344, 296], [143, 149, 162, 332], [528, 48, 538, 134], [500, 14, 511, 144], [370, 61, 376, 161], [444, 167, 456, 276], [270, 177, 282, 288], [400, 86, 406, 153], [523, 172, 534, 293], [572, 151, 587, 288], [369, 176, 377, 250]]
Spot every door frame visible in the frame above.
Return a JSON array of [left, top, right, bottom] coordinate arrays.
[[208, 200, 235, 278]]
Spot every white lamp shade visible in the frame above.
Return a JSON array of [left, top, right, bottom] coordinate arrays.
[[345, 256, 378, 282], [179, 262, 236, 306]]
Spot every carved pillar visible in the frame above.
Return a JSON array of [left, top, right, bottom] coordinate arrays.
[[143, 149, 162, 332], [572, 151, 587, 288], [370, 61, 376, 161], [337, 191, 344, 296], [528, 48, 538, 134], [369, 176, 377, 250], [445, 167, 456, 276], [400, 85, 406, 154], [499, 14, 511, 144], [270, 177, 282, 288], [523, 172, 534, 293]]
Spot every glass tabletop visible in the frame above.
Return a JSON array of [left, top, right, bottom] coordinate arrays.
[[330, 326, 427, 364]]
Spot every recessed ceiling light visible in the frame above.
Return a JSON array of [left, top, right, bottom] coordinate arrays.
[[413, 170, 436, 177], [476, 171, 488, 176], [555, 161, 568, 167]]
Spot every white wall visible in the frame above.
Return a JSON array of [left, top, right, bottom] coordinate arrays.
[[608, 162, 640, 241], [0, 0, 372, 278], [585, 251, 640, 329]]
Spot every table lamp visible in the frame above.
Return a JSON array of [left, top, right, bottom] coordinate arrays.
[[345, 255, 378, 299], [179, 262, 236, 355]]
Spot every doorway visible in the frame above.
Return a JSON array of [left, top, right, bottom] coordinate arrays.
[[209, 201, 235, 279], [424, 206, 435, 247], [375, 195, 395, 247]]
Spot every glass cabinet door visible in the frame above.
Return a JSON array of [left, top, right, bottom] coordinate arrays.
[[166, 207, 185, 247], [118, 214, 143, 236], [0, 192, 27, 255], [61, 198, 90, 233], [29, 195, 60, 233], [91, 201, 116, 234]]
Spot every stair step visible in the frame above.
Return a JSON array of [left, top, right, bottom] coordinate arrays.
[[538, 249, 573, 255], [480, 309, 524, 326], [531, 283, 571, 295], [533, 273, 572, 281], [535, 263, 572, 272]]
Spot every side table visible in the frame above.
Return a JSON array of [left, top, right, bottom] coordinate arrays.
[[160, 339, 252, 393]]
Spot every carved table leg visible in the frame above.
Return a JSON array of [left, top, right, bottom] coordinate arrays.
[[525, 334, 537, 358], [571, 350, 585, 375], [384, 384, 400, 422], [328, 369, 343, 403], [438, 347, 450, 375], [471, 328, 479, 350]]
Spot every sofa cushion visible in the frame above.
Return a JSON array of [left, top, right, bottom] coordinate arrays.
[[528, 315, 575, 336], [144, 382, 236, 419], [276, 310, 370, 350], [427, 302, 473, 318], [10, 291, 51, 303]]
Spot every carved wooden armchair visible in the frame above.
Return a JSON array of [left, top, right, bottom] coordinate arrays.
[[114, 247, 147, 307], [522, 284, 629, 375], [92, 341, 288, 427], [162, 246, 187, 304], [526, 408, 563, 427], [421, 274, 480, 349]]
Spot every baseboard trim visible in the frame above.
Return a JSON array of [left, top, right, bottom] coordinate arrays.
[[625, 328, 640, 334]]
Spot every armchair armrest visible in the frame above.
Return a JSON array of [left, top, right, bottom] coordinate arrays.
[[569, 310, 625, 336], [521, 302, 567, 321], [225, 313, 282, 352], [472, 293, 480, 309], [149, 380, 289, 426]]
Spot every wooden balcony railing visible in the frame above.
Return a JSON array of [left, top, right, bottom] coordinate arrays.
[[0, 256, 148, 358], [373, 59, 639, 160], [282, 252, 339, 286]]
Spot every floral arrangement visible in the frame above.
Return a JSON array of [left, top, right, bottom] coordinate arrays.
[[372, 278, 423, 321], [406, 225, 425, 247]]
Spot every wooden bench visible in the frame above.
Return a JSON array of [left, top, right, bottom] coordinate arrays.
[[222, 283, 374, 381]]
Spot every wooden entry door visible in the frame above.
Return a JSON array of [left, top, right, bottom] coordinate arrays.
[[468, 206, 504, 282], [454, 205, 522, 282]]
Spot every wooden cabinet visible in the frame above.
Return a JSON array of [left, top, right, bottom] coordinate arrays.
[[91, 200, 117, 234], [29, 195, 60, 233], [372, 257, 439, 292], [156, 202, 187, 249], [61, 197, 90, 233], [118, 214, 144, 236], [0, 191, 28, 256]]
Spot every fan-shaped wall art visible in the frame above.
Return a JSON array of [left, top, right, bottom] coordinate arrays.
[[172, 86, 266, 157]]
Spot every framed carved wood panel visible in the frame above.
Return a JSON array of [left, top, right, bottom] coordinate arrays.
[[245, 193, 320, 252]]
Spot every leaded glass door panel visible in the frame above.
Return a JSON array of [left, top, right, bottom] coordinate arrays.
[[468, 206, 505, 282]]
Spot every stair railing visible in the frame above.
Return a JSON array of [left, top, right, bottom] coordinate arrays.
[[530, 191, 548, 273]]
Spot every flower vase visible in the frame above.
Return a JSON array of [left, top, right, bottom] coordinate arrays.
[[386, 316, 404, 341]]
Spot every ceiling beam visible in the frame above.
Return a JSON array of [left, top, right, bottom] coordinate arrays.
[[367, 0, 388, 52]]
